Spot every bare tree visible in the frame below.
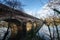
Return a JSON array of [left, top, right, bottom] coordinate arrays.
[[52, 9, 60, 40], [1, 0, 23, 40], [47, 0, 60, 40]]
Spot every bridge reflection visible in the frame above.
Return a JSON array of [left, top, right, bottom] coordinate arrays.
[[0, 18, 42, 40]]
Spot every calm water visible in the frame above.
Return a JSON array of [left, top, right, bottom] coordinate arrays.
[[37, 24, 60, 40], [0, 27, 11, 40], [0, 24, 60, 40]]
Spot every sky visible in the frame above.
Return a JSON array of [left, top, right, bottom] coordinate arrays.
[[0, 0, 49, 18], [20, 0, 49, 18]]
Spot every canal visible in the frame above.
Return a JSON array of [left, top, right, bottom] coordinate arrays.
[[37, 24, 60, 40]]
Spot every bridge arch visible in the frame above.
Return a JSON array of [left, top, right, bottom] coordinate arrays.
[[3, 19, 25, 40]]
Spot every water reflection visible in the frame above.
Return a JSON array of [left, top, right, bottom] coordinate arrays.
[[37, 24, 60, 40], [0, 21, 11, 40]]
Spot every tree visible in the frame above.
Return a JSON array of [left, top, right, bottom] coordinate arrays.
[[45, 18, 52, 40], [47, 0, 60, 39], [1, 0, 23, 40], [53, 9, 60, 14], [0, 0, 23, 11], [53, 9, 60, 40], [8, 0, 23, 10]]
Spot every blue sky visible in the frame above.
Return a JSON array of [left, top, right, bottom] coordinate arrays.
[[20, 0, 49, 10], [0, 0, 49, 18], [20, 0, 49, 16]]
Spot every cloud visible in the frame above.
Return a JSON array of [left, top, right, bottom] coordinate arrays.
[[24, 9, 40, 18], [24, 0, 60, 19], [24, 4, 52, 19], [24, 9, 33, 15], [37, 4, 55, 19]]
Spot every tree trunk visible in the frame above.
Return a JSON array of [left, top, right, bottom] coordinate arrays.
[[47, 25, 52, 40], [55, 25, 59, 40]]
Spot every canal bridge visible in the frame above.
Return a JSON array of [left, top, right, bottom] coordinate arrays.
[[0, 3, 43, 40]]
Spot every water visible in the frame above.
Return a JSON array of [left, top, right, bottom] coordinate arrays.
[[37, 24, 60, 40], [0, 27, 11, 40]]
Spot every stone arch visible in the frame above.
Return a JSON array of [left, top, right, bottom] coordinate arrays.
[[4, 19, 23, 40], [33, 21, 37, 28], [26, 20, 33, 31]]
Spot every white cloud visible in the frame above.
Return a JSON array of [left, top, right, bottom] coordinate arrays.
[[37, 0, 60, 19], [24, 9, 40, 18], [24, 0, 60, 19], [37, 4, 51, 19], [24, 9, 33, 15]]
